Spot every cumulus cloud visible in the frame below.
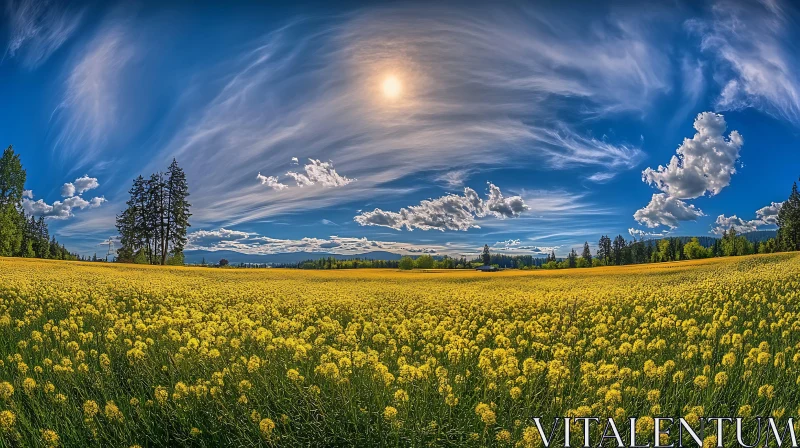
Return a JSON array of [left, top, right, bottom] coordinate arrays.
[[187, 228, 254, 246], [710, 201, 784, 235], [642, 112, 743, 199], [628, 228, 670, 239], [492, 239, 554, 253], [4, 0, 83, 68], [60, 174, 99, 197], [755, 201, 783, 226], [22, 189, 33, 199], [22, 194, 105, 220], [186, 228, 449, 256], [633, 193, 705, 229], [285, 159, 355, 188], [256, 173, 288, 191], [355, 183, 527, 231], [710, 215, 758, 235]]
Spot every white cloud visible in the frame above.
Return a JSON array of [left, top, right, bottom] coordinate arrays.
[[689, 0, 800, 125], [154, 6, 665, 226], [4, 0, 83, 68], [88, 196, 106, 208], [60, 174, 99, 197], [285, 158, 355, 188], [710, 215, 758, 235], [755, 201, 783, 226], [60, 183, 75, 198], [633, 193, 705, 229], [187, 228, 255, 247], [53, 22, 135, 166], [186, 228, 449, 256], [628, 228, 669, 239], [642, 112, 743, 199], [22, 194, 104, 220], [710, 201, 784, 235], [434, 170, 471, 189], [22, 189, 33, 199], [354, 182, 527, 231], [256, 173, 288, 191], [491, 239, 554, 254]]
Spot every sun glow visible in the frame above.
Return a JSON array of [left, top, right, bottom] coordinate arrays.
[[381, 75, 402, 99]]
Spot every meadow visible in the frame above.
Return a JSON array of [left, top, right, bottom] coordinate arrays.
[[0, 254, 799, 446]]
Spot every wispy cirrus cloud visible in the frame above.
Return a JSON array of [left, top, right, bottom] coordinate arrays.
[[3, 0, 83, 68], [689, 0, 800, 125], [152, 4, 666, 227], [52, 21, 136, 167]]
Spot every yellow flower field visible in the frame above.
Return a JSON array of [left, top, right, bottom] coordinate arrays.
[[0, 254, 799, 446]]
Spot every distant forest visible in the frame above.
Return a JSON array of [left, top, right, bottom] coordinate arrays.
[[258, 175, 800, 270]]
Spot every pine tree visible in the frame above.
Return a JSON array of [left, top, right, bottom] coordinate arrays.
[[581, 241, 592, 266], [164, 159, 191, 264], [0, 145, 26, 256], [612, 235, 626, 265], [482, 244, 491, 266], [568, 248, 577, 268], [777, 180, 800, 251]]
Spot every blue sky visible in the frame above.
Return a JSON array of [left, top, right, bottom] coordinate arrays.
[[2, 0, 799, 258]]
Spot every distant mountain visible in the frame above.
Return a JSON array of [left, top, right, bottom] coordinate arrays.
[[741, 230, 777, 243], [183, 250, 403, 265]]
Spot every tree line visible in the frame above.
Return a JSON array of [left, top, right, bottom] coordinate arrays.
[[543, 175, 800, 270], [115, 159, 191, 265], [0, 146, 79, 260], [268, 175, 800, 271]]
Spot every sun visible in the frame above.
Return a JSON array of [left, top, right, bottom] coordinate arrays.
[[381, 75, 402, 99]]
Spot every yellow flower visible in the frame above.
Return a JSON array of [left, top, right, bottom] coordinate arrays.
[[83, 400, 99, 418], [758, 384, 775, 399], [41, 429, 60, 447], [384, 406, 398, 421], [714, 372, 728, 387], [286, 368, 303, 382], [693, 375, 708, 389], [0, 382, 13, 400], [23, 377, 36, 394], [510, 386, 522, 400], [0, 410, 16, 432], [155, 386, 168, 405], [496, 429, 512, 443], [394, 389, 409, 403], [105, 401, 124, 422], [259, 418, 276, 439]]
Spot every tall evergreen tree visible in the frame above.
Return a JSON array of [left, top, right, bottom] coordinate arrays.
[[612, 235, 626, 265], [0, 146, 26, 256], [581, 241, 592, 265], [116, 160, 191, 265], [777, 180, 800, 251], [568, 248, 577, 268], [163, 159, 191, 264], [482, 244, 491, 266]]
